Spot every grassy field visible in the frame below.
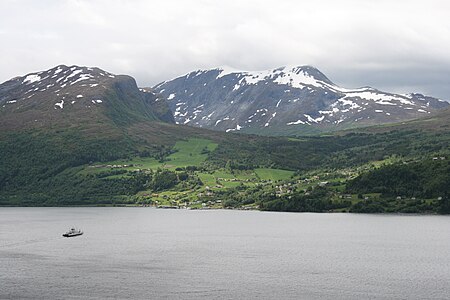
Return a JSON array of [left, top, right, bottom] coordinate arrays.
[[254, 168, 294, 181], [82, 138, 218, 175], [197, 172, 217, 186], [164, 138, 218, 169], [212, 170, 236, 179]]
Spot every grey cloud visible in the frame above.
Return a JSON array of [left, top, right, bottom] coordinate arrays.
[[0, 0, 449, 100]]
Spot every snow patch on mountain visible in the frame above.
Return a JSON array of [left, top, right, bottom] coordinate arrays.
[[276, 99, 282, 108], [272, 67, 323, 88], [304, 114, 325, 123], [287, 119, 306, 125], [55, 100, 64, 109], [226, 124, 242, 132], [23, 74, 41, 84], [71, 74, 94, 85]]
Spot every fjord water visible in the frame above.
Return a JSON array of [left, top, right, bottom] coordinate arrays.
[[1, 208, 449, 299]]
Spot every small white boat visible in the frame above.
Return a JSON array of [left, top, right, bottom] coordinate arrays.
[[62, 228, 83, 237]]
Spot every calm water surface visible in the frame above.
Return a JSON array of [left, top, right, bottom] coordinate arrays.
[[0, 208, 449, 299]]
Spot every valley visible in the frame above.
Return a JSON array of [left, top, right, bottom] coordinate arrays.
[[0, 65, 448, 214]]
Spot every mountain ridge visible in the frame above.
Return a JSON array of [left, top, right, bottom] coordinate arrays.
[[153, 65, 448, 135], [0, 65, 449, 209], [0, 64, 174, 132]]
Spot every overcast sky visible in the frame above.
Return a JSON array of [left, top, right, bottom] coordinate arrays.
[[1, 0, 450, 99]]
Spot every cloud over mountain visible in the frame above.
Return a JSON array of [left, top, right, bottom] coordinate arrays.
[[0, 0, 450, 99]]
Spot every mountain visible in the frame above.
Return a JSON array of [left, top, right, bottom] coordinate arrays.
[[153, 65, 449, 135], [0, 65, 174, 133], [347, 106, 450, 134], [1, 65, 448, 208]]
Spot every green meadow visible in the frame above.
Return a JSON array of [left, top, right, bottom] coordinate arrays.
[[254, 168, 294, 181], [83, 138, 218, 174]]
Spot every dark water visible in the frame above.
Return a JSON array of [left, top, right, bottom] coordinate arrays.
[[0, 208, 449, 299]]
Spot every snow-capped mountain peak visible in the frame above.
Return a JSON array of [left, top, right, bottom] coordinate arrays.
[[213, 65, 333, 90], [153, 65, 448, 134]]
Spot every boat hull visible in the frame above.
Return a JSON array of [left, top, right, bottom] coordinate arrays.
[[62, 232, 83, 237]]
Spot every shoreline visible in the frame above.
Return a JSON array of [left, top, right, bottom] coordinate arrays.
[[0, 205, 445, 215]]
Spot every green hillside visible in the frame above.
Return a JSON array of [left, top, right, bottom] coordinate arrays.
[[1, 119, 449, 212], [1, 66, 449, 212]]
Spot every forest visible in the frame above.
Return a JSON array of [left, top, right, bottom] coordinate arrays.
[[0, 126, 449, 214]]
